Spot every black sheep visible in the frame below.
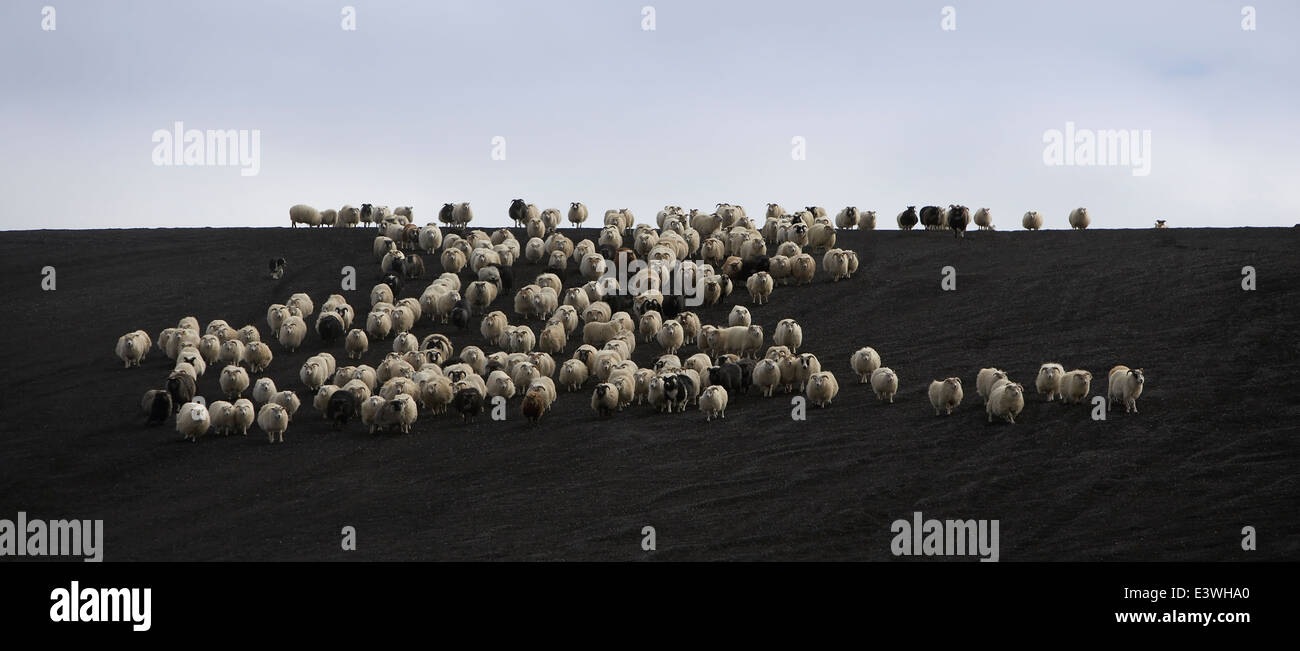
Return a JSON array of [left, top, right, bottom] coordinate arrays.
[[454, 388, 484, 424], [326, 391, 360, 429]]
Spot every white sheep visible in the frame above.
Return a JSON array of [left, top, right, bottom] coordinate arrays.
[[851, 347, 881, 383], [1061, 370, 1093, 404], [973, 207, 993, 231], [115, 331, 149, 368], [986, 382, 1025, 423], [699, 385, 729, 421], [752, 358, 782, 396], [287, 293, 315, 317], [1035, 363, 1064, 401], [746, 272, 774, 305], [242, 341, 273, 373], [176, 402, 211, 442], [230, 399, 255, 436], [257, 403, 290, 443], [1022, 211, 1043, 230], [806, 371, 840, 407], [365, 311, 393, 340], [289, 204, 322, 228], [269, 390, 302, 422], [729, 305, 751, 327], [773, 319, 802, 354], [219, 365, 250, 399], [300, 359, 328, 392], [928, 377, 964, 415], [1107, 366, 1145, 413], [976, 367, 1010, 400], [1069, 207, 1090, 230], [277, 316, 306, 352], [870, 367, 898, 403], [251, 377, 278, 405]]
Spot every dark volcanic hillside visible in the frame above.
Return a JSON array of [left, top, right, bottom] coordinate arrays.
[[2, 226, 1297, 561]]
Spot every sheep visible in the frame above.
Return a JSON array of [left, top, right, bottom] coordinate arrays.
[[928, 377, 964, 415], [976, 368, 1010, 400], [486, 370, 517, 401], [697, 385, 729, 422], [165, 370, 197, 411], [141, 389, 172, 426], [217, 339, 245, 368], [791, 353, 822, 393], [752, 358, 782, 397], [841, 348, 879, 385], [463, 281, 497, 318], [313, 385, 342, 416], [451, 202, 473, 229], [565, 201, 590, 228], [537, 321, 568, 355], [251, 377, 278, 405], [586, 382, 617, 418], [769, 319, 802, 354], [1107, 366, 1145, 413], [277, 316, 306, 352], [262, 391, 299, 424], [1022, 210, 1043, 230], [860, 210, 877, 230], [821, 249, 852, 283], [176, 346, 207, 377], [176, 402, 211, 442], [973, 207, 993, 231], [365, 311, 393, 341], [947, 205, 971, 238], [835, 206, 860, 229], [729, 305, 751, 327], [986, 382, 1025, 424], [746, 272, 774, 304], [1036, 363, 1065, 401], [1154, 219, 1167, 229], [790, 253, 816, 285], [370, 283, 394, 307], [721, 324, 764, 359], [196, 334, 222, 365], [219, 365, 250, 399], [806, 371, 840, 408], [166, 328, 201, 360], [288, 204, 322, 228], [337, 205, 360, 228], [633, 309, 663, 344], [299, 359, 328, 392], [115, 331, 149, 368], [257, 403, 290, 443], [919, 205, 944, 230], [229, 399, 255, 436], [808, 222, 837, 252], [870, 367, 898, 403], [208, 400, 235, 435], [344, 328, 369, 360], [479, 311, 508, 346], [1068, 207, 1090, 230], [558, 358, 590, 392], [582, 321, 625, 348], [241, 341, 272, 374], [677, 312, 701, 345], [287, 293, 314, 317], [1061, 370, 1093, 404], [897, 206, 918, 230], [389, 305, 416, 334], [376, 394, 419, 434]]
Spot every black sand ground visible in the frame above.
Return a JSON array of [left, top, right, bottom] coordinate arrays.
[[1, 226, 1296, 561]]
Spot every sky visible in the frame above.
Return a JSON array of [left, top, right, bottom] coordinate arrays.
[[1, 0, 1297, 230]]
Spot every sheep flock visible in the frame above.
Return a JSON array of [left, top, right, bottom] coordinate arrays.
[[119, 201, 1148, 443]]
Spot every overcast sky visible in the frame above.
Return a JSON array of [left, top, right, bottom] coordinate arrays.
[[1, 0, 1296, 230]]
